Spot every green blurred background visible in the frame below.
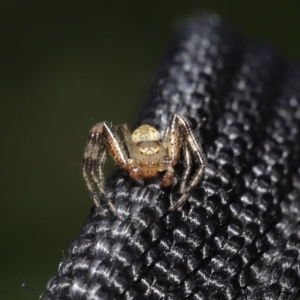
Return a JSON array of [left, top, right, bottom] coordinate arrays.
[[1, 1, 300, 299]]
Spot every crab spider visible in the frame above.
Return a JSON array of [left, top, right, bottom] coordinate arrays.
[[82, 114, 207, 220]]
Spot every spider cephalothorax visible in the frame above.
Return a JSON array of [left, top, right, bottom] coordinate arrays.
[[82, 114, 207, 220]]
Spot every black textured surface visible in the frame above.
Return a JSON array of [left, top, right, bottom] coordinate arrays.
[[41, 15, 300, 300]]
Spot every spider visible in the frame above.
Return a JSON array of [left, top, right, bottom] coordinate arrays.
[[82, 113, 207, 220]]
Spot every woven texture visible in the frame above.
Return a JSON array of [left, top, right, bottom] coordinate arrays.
[[41, 15, 300, 300]]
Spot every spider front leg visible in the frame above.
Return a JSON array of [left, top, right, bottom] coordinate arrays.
[[82, 122, 133, 220], [82, 146, 107, 216], [178, 115, 207, 193], [164, 114, 207, 211]]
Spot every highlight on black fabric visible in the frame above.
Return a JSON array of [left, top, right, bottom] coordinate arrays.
[[40, 14, 300, 300]]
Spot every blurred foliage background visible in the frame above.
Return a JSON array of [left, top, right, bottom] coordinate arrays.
[[1, 1, 300, 299]]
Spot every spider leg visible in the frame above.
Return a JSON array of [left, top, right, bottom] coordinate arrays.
[[82, 122, 130, 220], [179, 144, 192, 194], [89, 149, 124, 220], [162, 115, 181, 164], [168, 114, 207, 211], [161, 163, 175, 187], [160, 114, 182, 192], [82, 140, 106, 216], [118, 124, 134, 153], [169, 192, 192, 211], [181, 118, 207, 194]]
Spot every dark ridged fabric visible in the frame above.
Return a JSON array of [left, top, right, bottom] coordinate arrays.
[[41, 15, 300, 300]]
